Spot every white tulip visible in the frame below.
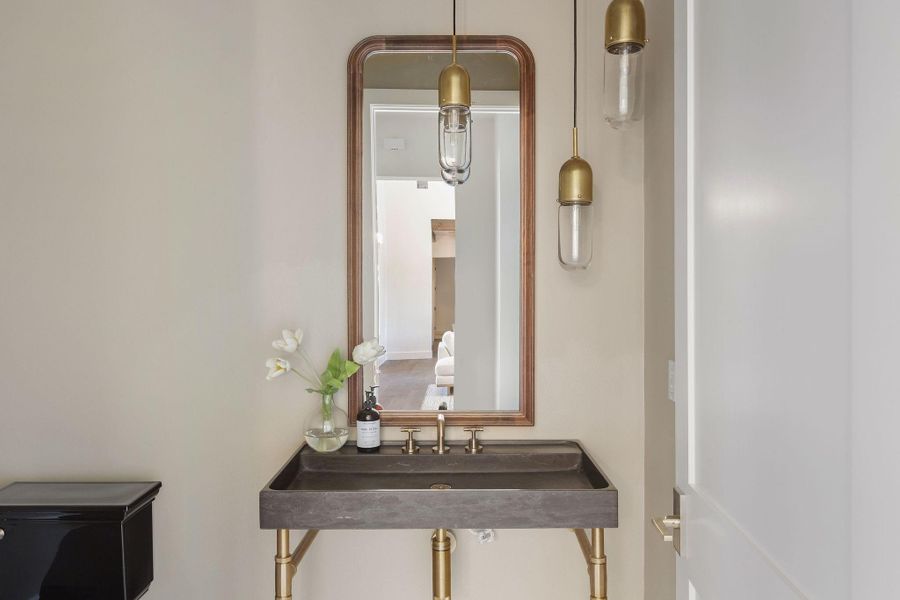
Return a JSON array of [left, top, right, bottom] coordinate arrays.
[[272, 328, 304, 353], [265, 357, 291, 380], [352, 338, 386, 365]]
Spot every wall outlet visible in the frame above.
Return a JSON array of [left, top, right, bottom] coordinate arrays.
[[668, 360, 676, 402]]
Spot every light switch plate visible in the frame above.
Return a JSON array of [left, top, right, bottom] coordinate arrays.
[[668, 360, 676, 402]]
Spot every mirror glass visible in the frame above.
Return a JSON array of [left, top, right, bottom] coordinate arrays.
[[358, 48, 523, 415]]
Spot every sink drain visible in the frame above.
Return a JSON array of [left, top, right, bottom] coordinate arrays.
[[430, 483, 452, 490]]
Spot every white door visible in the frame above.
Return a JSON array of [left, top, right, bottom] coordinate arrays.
[[673, 1, 851, 599]]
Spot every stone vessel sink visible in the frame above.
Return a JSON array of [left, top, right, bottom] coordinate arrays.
[[259, 440, 617, 530]]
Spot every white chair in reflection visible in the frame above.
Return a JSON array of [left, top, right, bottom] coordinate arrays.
[[435, 330, 454, 393]]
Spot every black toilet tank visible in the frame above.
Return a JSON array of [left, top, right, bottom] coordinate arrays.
[[0, 482, 162, 600]]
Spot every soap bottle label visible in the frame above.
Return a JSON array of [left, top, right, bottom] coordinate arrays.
[[356, 420, 381, 449]]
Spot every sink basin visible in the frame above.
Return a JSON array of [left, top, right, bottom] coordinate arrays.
[[259, 440, 617, 530]]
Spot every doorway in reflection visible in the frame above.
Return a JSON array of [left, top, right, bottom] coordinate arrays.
[[373, 179, 455, 410]]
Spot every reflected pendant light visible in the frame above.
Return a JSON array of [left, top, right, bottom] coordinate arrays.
[[602, 0, 647, 129], [558, 0, 594, 269], [438, 0, 472, 186]]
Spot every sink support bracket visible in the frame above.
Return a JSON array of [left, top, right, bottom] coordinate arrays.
[[273, 527, 604, 599], [275, 528, 319, 600], [572, 528, 607, 600]]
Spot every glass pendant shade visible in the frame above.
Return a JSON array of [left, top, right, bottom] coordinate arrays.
[[557, 136, 594, 269], [603, 0, 647, 128], [438, 105, 472, 172], [558, 203, 593, 269], [441, 166, 470, 187], [438, 16, 472, 185], [603, 42, 644, 128], [556, 0, 597, 269]]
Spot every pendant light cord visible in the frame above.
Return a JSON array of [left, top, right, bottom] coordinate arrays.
[[571, 0, 579, 156], [573, 0, 577, 131], [453, 0, 457, 37], [451, 0, 457, 62]]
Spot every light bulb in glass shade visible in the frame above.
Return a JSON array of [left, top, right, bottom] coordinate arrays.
[[439, 105, 472, 172], [441, 167, 470, 187], [558, 203, 593, 269], [603, 42, 644, 129]]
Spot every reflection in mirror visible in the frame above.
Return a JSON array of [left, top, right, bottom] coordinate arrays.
[[360, 49, 520, 414]]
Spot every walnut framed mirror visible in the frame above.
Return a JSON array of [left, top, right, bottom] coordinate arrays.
[[347, 35, 534, 426]]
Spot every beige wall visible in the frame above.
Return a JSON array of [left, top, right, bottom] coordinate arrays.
[[0, 1, 645, 599], [642, 0, 677, 598]]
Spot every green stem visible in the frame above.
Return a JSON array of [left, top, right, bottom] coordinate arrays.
[[320, 393, 335, 434], [299, 347, 324, 387], [290, 368, 318, 387]]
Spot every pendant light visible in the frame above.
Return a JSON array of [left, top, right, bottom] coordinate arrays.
[[602, 0, 647, 128], [438, 0, 472, 186], [558, 0, 594, 269]]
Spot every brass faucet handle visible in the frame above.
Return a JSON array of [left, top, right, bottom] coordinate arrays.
[[400, 428, 421, 454], [463, 427, 484, 454]]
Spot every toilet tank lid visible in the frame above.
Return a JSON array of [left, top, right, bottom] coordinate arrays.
[[0, 482, 161, 521]]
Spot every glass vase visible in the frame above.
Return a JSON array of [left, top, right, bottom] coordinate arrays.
[[304, 393, 349, 453]]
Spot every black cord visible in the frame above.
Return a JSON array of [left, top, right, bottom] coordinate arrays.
[[453, 0, 457, 37], [573, 0, 577, 129]]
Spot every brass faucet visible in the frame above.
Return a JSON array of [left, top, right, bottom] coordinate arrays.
[[433, 412, 450, 454]]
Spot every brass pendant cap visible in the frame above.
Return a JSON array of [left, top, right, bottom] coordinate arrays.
[[439, 62, 472, 108], [558, 155, 594, 206], [605, 0, 647, 49]]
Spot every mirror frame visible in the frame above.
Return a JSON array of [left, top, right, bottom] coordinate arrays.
[[347, 35, 535, 426]]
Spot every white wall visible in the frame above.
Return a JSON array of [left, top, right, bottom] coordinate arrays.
[[376, 180, 454, 360], [494, 113, 521, 410], [375, 110, 437, 179], [851, 0, 900, 596], [454, 114, 499, 410], [0, 2, 646, 599], [370, 89, 519, 180]]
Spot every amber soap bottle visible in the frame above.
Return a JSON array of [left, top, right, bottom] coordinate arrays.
[[356, 387, 381, 452]]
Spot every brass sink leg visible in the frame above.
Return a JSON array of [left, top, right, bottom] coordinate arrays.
[[432, 528, 452, 600], [589, 528, 607, 600], [572, 528, 607, 600], [275, 529, 319, 600], [275, 530, 294, 600]]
